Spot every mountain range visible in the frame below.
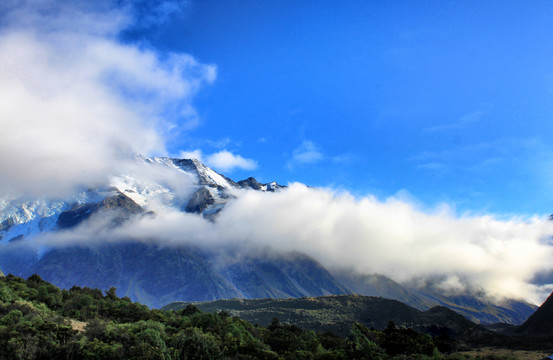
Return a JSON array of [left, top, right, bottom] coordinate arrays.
[[0, 156, 538, 324]]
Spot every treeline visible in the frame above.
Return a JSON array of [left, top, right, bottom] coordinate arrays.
[[0, 274, 508, 360]]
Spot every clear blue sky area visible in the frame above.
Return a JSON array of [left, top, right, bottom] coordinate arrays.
[[127, 1, 553, 216]]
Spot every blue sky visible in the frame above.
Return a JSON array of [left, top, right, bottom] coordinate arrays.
[[3, 0, 553, 216], [121, 1, 553, 216]]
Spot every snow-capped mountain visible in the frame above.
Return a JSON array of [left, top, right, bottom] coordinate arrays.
[[0, 156, 284, 242], [0, 157, 348, 309], [0, 157, 537, 324], [0, 188, 114, 243]]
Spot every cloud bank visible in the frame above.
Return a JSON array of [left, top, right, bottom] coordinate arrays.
[[30, 182, 553, 304], [0, 0, 215, 198]]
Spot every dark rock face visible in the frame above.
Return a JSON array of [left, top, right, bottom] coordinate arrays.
[[97, 193, 144, 213], [8, 234, 24, 243], [237, 177, 263, 190], [57, 193, 143, 229], [185, 187, 215, 214], [517, 291, 553, 335], [57, 203, 97, 229], [237, 177, 285, 192], [0, 218, 15, 232], [185, 188, 215, 213]]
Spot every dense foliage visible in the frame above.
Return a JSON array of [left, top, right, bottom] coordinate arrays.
[[0, 274, 510, 360]]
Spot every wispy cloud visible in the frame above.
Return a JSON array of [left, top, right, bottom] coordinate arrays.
[[129, 0, 190, 29], [287, 140, 324, 169], [206, 137, 232, 149], [423, 109, 488, 134], [416, 162, 449, 173], [411, 137, 547, 176]]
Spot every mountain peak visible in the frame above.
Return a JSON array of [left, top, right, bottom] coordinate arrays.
[[237, 177, 262, 190], [171, 158, 238, 189]]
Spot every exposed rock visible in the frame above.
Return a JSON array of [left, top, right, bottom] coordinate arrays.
[[237, 177, 263, 190], [57, 203, 97, 229], [98, 193, 144, 213], [57, 193, 143, 229], [8, 234, 24, 243], [0, 217, 15, 232], [517, 291, 553, 335], [185, 188, 215, 213]]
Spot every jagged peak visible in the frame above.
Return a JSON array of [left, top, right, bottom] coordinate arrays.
[[237, 177, 286, 192], [147, 157, 237, 190], [237, 177, 263, 190]]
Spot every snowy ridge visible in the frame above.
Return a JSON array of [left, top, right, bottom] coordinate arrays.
[[0, 156, 284, 242], [0, 189, 112, 243], [110, 174, 177, 208], [163, 157, 236, 189], [262, 181, 285, 192]]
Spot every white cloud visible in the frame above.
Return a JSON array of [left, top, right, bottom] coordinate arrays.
[[411, 137, 550, 179], [176, 149, 257, 172], [0, 0, 215, 198], [220, 187, 553, 303], [29, 182, 553, 305], [205, 150, 257, 172], [288, 140, 323, 169]]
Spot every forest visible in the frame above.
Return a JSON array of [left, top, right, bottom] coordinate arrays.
[[0, 274, 523, 360]]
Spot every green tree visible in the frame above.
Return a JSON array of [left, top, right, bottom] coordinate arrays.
[[172, 327, 223, 360]]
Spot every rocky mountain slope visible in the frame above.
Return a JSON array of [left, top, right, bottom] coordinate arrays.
[[335, 272, 536, 325], [517, 291, 553, 335], [0, 242, 349, 309]]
